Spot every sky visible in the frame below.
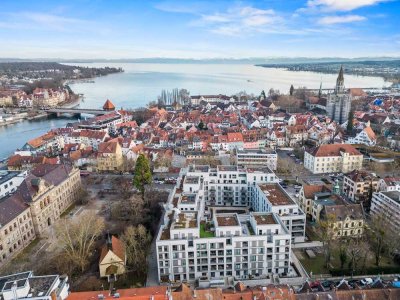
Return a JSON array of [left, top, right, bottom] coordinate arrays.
[[0, 0, 399, 59]]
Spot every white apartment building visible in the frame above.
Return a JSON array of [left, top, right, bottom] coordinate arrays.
[[157, 210, 291, 283], [0, 170, 27, 199], [185, 165, 279, 207], [64, 129, 109, 150], [346, 126, 377, 146], [304, 144, 363, 174], [343, 170, 379, 204], [156, 165, 304, 284], [0, 271, 69, 300], [235, 150, 278, 171], [252, 184, 306, 243], [378, 177, 400, 192], [371, 191, 400, 232]]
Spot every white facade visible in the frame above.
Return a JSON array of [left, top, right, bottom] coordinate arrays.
[[304, 145, 363, 174], [186, 165, 278, 207], [0, 271, 69, 300], [371, 191, 400, 232], [0, 170, 27, 199], [378, 177, 400, 192], [252, 184, 306, 243], [236, 150, 278, 171], [157, 212, 291, 283], [156, 164, 305, 283], [346, 127, 376, 146]]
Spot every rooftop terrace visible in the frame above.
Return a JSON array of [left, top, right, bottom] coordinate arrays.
[[184, 176, 200, 184], [217, 165, 238, 172], [180, 193, 197, 204], [188, 165, 209, 173], [258, 183, 295, 206], [216, 214, 240, 227], [171, 212, 198, 230], [253, 213, 277, 225]]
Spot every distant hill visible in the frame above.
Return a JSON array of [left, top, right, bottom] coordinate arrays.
[[0, 57, 399, 65], [257, 60, 400, 83]]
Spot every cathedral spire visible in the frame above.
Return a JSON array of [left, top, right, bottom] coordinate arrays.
[[335, 65, 345, 94], [338, 65, 344, 81]]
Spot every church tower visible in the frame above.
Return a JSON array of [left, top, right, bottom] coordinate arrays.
[[335, 65, 345, 94], [326, 65, 351, 124]]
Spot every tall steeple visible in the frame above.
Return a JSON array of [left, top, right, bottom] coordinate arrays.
[[335, 65, 345, 94], [318, 80, 322, 99]]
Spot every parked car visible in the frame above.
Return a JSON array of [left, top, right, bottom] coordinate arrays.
[[321, 280, 334, 288], [348, 279, 360, 288], [310, 281, 321, 288], [360, 278, 373, 285]]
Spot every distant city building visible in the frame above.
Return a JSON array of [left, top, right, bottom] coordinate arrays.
[[235, 149, 277, 171], [97, 141, 124, 172], [304, 144, 363, 174], [326, 66, 352, 124], [346, 126, 377, 146]]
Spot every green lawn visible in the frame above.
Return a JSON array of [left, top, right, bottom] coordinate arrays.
[[296, 250, 330, 275], [297, 246, 400, 276], [200, 223, 215, 238]]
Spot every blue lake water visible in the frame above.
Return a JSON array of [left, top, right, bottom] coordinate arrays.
[[0, 63, 390, 158]]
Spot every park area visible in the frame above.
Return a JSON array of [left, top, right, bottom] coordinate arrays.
[[296, 222, 400, 277], [0, 174, 170, 291]]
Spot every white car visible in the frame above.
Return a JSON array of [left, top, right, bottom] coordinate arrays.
[[360, 278, 373, 285]]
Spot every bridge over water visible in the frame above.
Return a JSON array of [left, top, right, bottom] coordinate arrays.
[[42, 107, 109, 117]]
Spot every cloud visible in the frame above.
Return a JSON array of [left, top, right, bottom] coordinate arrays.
[[318, 14, 367, 24], [154, 2, 207, 14], [192, 5, 284, 36], [15, 12, 87, 30], [307, 0, 390, 12], [0, 11, 109, 34]]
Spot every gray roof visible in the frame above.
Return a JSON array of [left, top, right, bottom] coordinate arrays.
[[0, 192, 30, 226]]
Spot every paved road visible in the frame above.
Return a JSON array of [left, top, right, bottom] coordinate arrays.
[[146, 211, 166, 286]]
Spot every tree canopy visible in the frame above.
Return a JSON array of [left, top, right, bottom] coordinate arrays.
[[133, 154, 152, 197]]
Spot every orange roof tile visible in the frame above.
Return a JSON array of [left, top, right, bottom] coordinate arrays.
[[67, 287, 167, 300], [103, 99, 116, 110], [99, 236, 125, 262], [308, 144, 361, 157]]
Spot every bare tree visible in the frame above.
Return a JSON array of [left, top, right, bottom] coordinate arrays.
[[318, 213, 337, 269], [121, 225, 152, 274], [111, 195, 146, 225], [346, 236, 369, 274], [367, 212, 388, 267], [56, 211, 105, 272], [76, 187, 90, 205]]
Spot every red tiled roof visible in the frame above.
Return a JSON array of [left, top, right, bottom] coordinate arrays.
[[308, 144, 362, 157], [98, 141, 119, 154], [99, 236, 125, 262], [227, 132, 243, 142], [67, 287, 167, 300], [103, 99, 115, 110], [303, 184, 331, 199]]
